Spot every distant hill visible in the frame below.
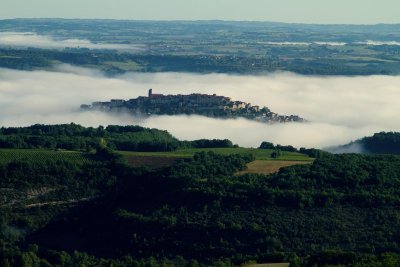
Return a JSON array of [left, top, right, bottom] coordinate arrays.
[[81, 89, 305, 123], [326, 132, 400, 154]]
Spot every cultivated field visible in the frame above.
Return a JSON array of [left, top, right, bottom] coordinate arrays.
[[120, 147, 314, 172], [236, 160, 312, 175]]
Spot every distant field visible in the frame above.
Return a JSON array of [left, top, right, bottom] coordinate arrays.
[[118, 147, 313, 161], [0, 149, 91, 164], [237, 160, 312, 175], [102, 60, 142, 71]]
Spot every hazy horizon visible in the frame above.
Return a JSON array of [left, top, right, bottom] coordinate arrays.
[[2, 18, 400, 26], [0, 0, 399, 25]]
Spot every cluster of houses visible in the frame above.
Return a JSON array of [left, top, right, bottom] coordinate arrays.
[[81, 89, 304, 123]]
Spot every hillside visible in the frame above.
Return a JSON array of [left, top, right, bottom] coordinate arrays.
[[327, 132, 400, 154], [1, 124, 400, 266]]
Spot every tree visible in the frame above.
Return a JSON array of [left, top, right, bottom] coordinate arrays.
[[259, 141, 275, 149], [271, 149, 281, 158]]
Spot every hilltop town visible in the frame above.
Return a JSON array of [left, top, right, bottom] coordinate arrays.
[[81, 89, 305, 123]]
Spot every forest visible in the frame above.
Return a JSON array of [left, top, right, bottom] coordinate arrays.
[[1, 124, 400, 266], [0, 124, 237, 152]]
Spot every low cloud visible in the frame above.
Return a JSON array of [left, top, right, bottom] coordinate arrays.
[[264, 41, 346, 46], [0, 32, 145, 52], [357, 40, 400, 46], [325, 142, 366, 154], [0, 66, 399, 148], [264, 40, 400, 46]]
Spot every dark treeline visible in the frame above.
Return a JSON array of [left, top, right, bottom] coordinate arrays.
[[259, 141, 328, 158], [2, 150, 400, 266], [0, 123, 179, 152], [180, 139, 235, 149], [359, 132, 400, 154], [259, 141, 297, 152], [328, 131, 400, 155], [0, 124, 235, 152]]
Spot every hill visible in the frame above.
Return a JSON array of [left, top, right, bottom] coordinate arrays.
[[1, 124, 400, 266], [17, 153, 400, 266], [82, 89, 304, 124], [327, 132, 400, 154]]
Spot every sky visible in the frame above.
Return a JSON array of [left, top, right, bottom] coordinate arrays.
[[0, 0, 399, 24]]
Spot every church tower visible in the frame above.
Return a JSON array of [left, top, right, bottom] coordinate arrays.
[[148, 88, 153, 97]]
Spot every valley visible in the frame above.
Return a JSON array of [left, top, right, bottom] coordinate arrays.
[[1, 13, 400, 267]]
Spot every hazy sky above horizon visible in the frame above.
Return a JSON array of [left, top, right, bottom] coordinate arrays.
[[0, 0, 399, 24]]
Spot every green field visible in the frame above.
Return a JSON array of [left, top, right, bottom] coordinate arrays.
[[0, 149, 91, 164], [118, 147, 313, 161]]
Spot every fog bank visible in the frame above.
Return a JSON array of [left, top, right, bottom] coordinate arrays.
[[0, 32, 144, 52], [1, 66, 399, 148]]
